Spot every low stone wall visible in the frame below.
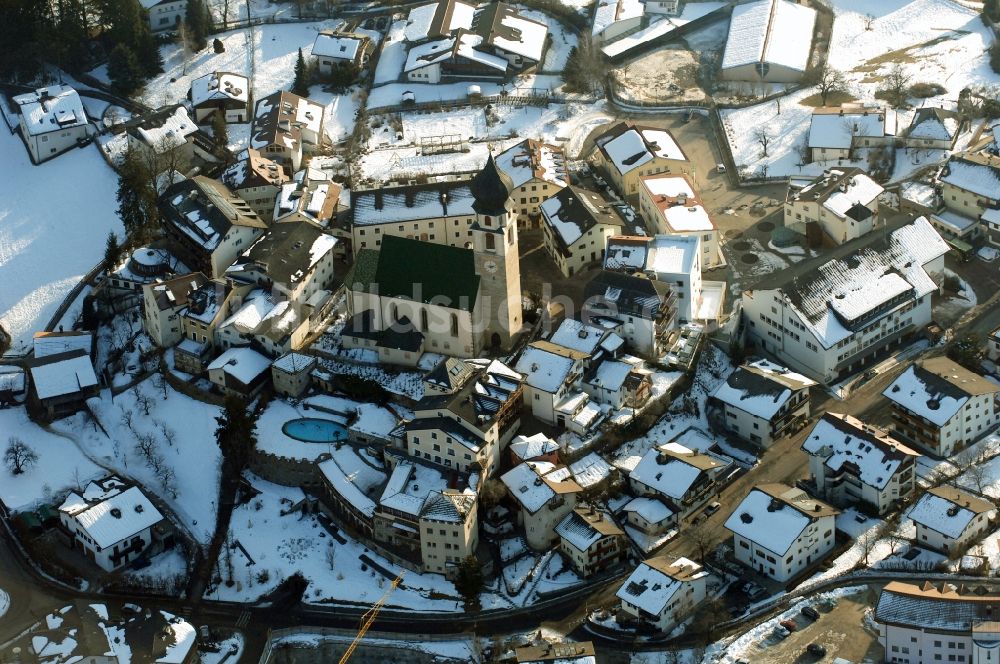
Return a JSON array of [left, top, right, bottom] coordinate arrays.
[[248, 449, 327, 488], [164, 370, 227, 406]]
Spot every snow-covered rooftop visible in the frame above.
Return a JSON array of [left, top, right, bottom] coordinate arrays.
[[189, 71, 249, 107], [759, 217, 948, 347], [593, 0, 644, 38], [541, 186, 624, 248], [352, 182, 476, 226], [630, 442, 726, 501], [907, 486, 993, 539], [555, 506, 622, 551], [721, 0, 816, 74], [883, 358, 1000, 426], [490, 10, 548, 63], [271, 352, 316, 374], [312, 32, 365, 61], [724, 484, 837, 555], [134, 106, 197, 152], [495, 139, 569, 190], [605, 234, 701, 276], [711, 358, 815, 419], [14, 85, 88, 136], [621, 496, 675, 524], [61, 485, 163, 549], [207, 347, 272, 385], [318, 447, 388, 518], [549, 318, 623, 357], [808, 108, 894, 149], [640, 175, 715, 232], [33, 332, 93, 358], [509, 432, 560, 462], [586, 359, 633, 393], [501, 461, 580, 514], [616, 557, 706, 616], [515, 342, 583, 392], [940, 156, 1000, 200], [29, 351, 98, 400], [801, 413, 919, 491], [596, 124, 687, 176]]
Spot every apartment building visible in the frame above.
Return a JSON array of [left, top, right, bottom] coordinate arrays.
[[724, 483, 838, 582], [708, 358, 815, 448], [801, 413, 920, 515], [883, 357, 1000, 456]]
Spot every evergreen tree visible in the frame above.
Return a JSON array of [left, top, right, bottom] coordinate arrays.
[[103, 231, 120, 271], [986, 0, 1000, 22], [291, 48, 310, 96], [116, 150, 148, 236], [214, 395, 259, 475], [54, 0, 93, 75], [211, 111, 229, 151], [0, 0, 53, 81], [948, 333, 984, 372], [453, 556, 484, 611], [107, 43, 144, 95], [135, 23, 164, 77], [184, 0, 211, 51]]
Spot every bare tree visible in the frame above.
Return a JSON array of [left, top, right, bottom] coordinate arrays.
[[159, 421, 177, 448], [153, 372, 169, 400], [120, 406, 136, 435], [135, 432, 159, 464], [857, 528, 880, 566], [881, 63, 912, 107], [685, 522, 719, 564], [133, 386, 153, 416], [325, 543, 336, 571], [5, 437, 38, 475], [178, 22, 194, 76], [842, 119, 862, 160], [863, 13, 875, 30], [157, 465, 178, 498], [221, 0, 231, 30], [754, 127, 771, 158], [812, 65, 848, 106]]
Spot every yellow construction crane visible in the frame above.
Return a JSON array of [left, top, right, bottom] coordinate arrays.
[[337, 571, 404, 664]]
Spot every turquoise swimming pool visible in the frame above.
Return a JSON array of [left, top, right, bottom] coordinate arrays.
[[282, 418, 349, 443]]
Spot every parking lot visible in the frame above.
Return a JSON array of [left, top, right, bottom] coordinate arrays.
[[730, 587, 883, 664]]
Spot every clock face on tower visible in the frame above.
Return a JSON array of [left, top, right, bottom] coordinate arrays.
[[484, 259, 498, 274]]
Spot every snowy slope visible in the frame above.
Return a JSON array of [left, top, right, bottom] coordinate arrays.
[[0, 134, 119, 352], [0, 407, 105, 512], [50, 382, 223, 545]]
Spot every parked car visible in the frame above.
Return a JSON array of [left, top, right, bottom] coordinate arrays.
[[773, 625, 790, 639], [854, 513, 869, 524], [807, 643, 827, 656], [746, 585, 767, 601], [801, 605, 821, 621], [779, 619, 798, 632], [716, 163, 727, 173], [705, 501, 722, 516]]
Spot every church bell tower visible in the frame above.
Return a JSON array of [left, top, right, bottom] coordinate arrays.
[[469, 154, 522, 350]]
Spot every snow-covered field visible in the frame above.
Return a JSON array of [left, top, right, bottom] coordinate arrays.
[[50, 382, 224, 545], [0, 133, 119, 353], [0, 406, 105, 512], [721, 0, 1000, 180], [360, 102, 613, 181], [134, 21, 359, 145], [214, 477, 465, 609], [140, 21, 340, 107]]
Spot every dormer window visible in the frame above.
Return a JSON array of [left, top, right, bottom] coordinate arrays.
[[484, 215, 492, 227]]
